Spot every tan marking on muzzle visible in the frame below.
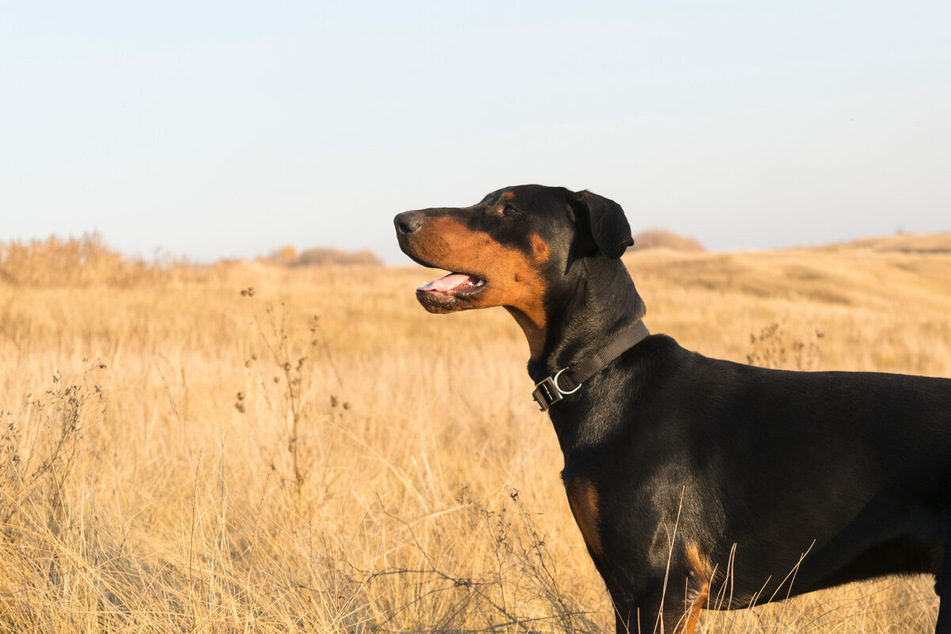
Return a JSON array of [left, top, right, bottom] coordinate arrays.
[[410, 216, 551, 357]]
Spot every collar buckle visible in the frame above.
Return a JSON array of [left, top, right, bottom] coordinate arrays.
[[532, 376, 561, 411], [532, 368, 581, 411]]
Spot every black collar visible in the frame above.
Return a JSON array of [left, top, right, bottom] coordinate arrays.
[[532, 321, 650, 411]]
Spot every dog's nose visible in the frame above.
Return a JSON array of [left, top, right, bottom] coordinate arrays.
[[395, 211, 423, 235]]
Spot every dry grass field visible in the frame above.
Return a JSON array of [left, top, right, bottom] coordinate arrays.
[[1, 233, 950, 632]]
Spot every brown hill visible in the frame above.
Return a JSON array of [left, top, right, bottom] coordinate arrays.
[[630, 229, 705, 252], [819, 231, 951, 254], [265, 246, 383, 267]]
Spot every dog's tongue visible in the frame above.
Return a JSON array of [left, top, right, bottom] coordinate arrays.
[[418, 273, 474, 293]]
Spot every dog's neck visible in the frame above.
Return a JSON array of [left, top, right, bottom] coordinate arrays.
[[526, 257, 646, 384], [506, 306, 547, 361]]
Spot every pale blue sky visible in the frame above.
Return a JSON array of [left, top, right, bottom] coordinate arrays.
[[2, 1, 949, 264]]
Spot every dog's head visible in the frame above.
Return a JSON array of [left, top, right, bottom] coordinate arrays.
[[394, 185, 633, 323]]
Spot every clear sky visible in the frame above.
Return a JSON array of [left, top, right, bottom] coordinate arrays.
[[3, 1, 949, 264]]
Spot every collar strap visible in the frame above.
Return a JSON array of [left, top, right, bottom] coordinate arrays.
[[532, 320, 650, 411]]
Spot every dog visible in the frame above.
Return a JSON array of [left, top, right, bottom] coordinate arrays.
[[394, 184, 951, 633]]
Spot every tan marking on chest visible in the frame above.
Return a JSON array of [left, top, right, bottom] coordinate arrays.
[[566, 479, 603, 557], [675, 543, 712, 634]]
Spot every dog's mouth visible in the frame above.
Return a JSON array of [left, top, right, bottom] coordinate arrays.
[[399, 240, 489, 311], [417, 272, 487, 298]]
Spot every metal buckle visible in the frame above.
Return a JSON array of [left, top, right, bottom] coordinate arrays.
[[532, 376, 561, 411], [532, 368, 581, 411], [552, 367, 582, 395]]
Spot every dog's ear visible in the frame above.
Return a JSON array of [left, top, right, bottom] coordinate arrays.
[[569, 190, 634, 259]]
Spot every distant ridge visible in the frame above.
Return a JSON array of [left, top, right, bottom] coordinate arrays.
[[629, 229, 705, 252], [817, 232, 951, 254], [265, 246, 383, 267]]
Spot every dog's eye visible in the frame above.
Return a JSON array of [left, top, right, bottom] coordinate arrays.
[[501, 205, 520, 217]]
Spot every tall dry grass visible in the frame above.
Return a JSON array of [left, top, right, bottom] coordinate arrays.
[[0, 233, 949, 632]]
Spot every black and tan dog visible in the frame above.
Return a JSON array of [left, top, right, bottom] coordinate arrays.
[[394, 185, 951, 633]]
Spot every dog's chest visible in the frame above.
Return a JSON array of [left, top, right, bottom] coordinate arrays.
[[564, 476, 604, 557]]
